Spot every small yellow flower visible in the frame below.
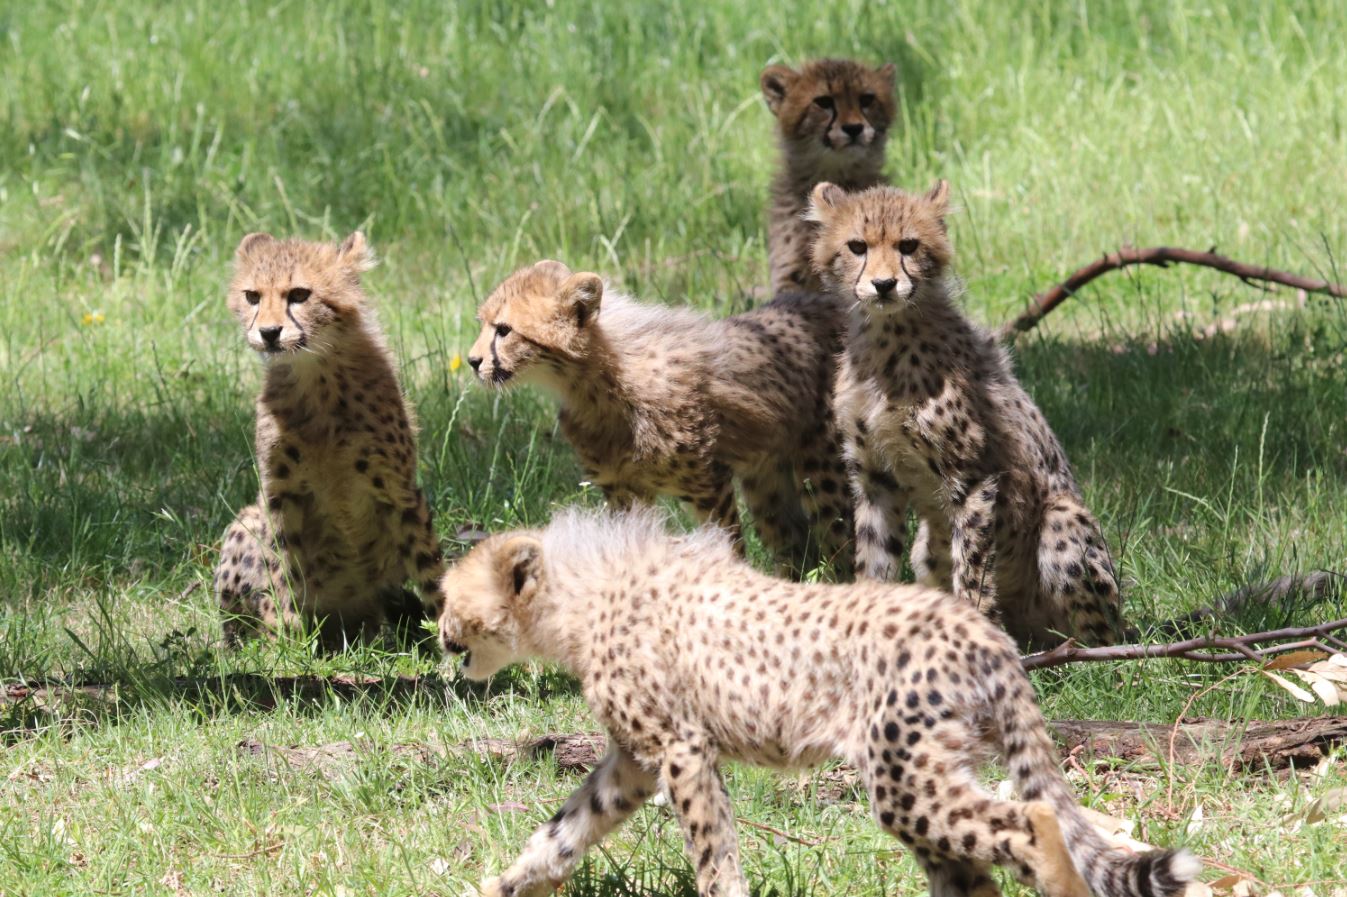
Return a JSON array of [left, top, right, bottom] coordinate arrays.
[[449, 353, 463, 373], [81, 311, 105, 326]]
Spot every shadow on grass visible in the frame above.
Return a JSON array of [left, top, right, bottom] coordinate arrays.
[[0, 663, 584, 746]]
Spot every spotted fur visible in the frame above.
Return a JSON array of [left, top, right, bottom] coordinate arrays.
[[440, 508, 1198, 897], [465, 260, 853, 577], [760, 58, 897, 295], [808, 182, 1126, 649], [214, 232, 445, 650]]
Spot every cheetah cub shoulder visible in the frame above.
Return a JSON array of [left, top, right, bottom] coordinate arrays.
[[438, 508, 1197, 897], [214, 232, 444, 650], [465, 260, 852, 576], [808, 181, 1125, 648]]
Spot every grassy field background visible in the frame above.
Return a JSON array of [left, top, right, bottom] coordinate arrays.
[[2, 0, 1346, 894]]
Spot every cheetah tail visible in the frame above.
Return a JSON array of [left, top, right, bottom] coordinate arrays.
[[997, 678, 1201, 897]]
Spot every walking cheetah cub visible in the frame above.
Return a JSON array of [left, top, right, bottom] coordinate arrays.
[[465, 260, 852, 575], [214, 232, 445, 650], [760, 58, 896, 295], [438, 509, 1198, 897], [808, 181, 1125, 648]]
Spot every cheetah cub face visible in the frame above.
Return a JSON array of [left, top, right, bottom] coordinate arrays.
[[466, 260, 602, 387], [808, 181, 953, 310], [228, 231, 376, 357], [437, 533, 544, 679], [761, 59, 897, 170]]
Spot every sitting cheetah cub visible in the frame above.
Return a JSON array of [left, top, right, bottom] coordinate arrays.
[[214, 232, 445, 650], [439, 509, 1198, 897], [760, 58, 896, 295], [808, 181, 1125, 649], [465, 260, 852, 576]]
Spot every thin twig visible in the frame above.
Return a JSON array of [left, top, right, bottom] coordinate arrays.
[[737, 817, 833, 848], [1002, 246, 1347, 338], [1022, 617, 1347, 671], [1165, 668, 1251, 815]]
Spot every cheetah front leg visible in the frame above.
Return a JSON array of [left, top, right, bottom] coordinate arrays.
[[479, 744, 656, 897], [849, 452, 911, 582], [798, 427, 855, 578], [949, 476, 1000, 617], [661, 741, 749, 897], [740, 458, 813, 576], [687, 467, 743, 548], [393, 486, 447, 645]]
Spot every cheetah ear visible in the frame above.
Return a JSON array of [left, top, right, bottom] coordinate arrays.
[[805, 182, 847, 223], [924, 179, 951, 214], [558, 272, 603, 329], [337, 231, 378, 275], [531, 259, 573, 282], [923, 179, 951, 232], [236, 232, 275, 259], [876, 62, 897, 85], [760, 64, 798, 116], [496, 535, 543, 604]]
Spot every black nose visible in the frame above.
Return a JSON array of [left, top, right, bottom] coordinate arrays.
[[259, 326, 282, 347], [872, 278, 897, 296], [468, 355, 482, 371], [842, 123, 864, 139]]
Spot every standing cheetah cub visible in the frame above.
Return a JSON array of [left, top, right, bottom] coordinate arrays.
[[214, 232, 445, 650], [438, 509, 1198, 897], [760, 58, 896, 295], [808, 181, 1125, 648], [465, 260, 852, 575]]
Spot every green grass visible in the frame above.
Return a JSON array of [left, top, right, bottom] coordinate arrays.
[[2, 0, 1346, 893]]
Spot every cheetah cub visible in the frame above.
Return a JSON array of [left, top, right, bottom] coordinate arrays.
[[465, 260, 852, 576], [439, 509, 1198, 897], [808, 181, 1125, 649], [214, 232, 445, 650], [760, 58, 896, 295]]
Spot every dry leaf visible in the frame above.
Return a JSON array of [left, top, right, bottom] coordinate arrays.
[[1231, 879, 1257, 897], [1210, 874, 1248, 892], [123, 756, 165, 782], [1265, 649, 1330, 670], [1186, 804, 1205, 835], [430, 857, 453, 876], [1260, 670, 1316, 702], [1289, 670, 1342, 705], [1302, 787, 1347, 825]]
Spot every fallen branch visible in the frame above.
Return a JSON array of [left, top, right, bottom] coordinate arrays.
[[1050, 717, 1347, 771], [1023, 615, 1347, 670], [1002, 245, 1346, 338]]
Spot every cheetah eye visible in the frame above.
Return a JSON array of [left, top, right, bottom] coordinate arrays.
[[813, 95, 834, 110], [898, 238, 920, 256], [859, 92, 876, 108], [495, 323, 512, 338], [287, 287, 311, 304], [244, 290, 261, 306], [846, 240, 868, 256]]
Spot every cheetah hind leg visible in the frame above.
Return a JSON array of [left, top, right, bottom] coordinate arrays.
[[918, 856, 1002, 897], [1037, 493, 1125, 647], [214, 503, 293, 647]]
